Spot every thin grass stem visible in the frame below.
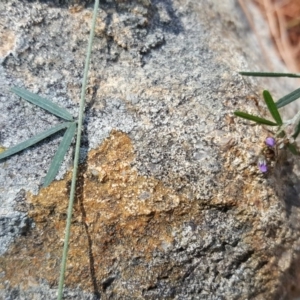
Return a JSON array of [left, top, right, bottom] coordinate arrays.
[[57, 0, 99, 299]]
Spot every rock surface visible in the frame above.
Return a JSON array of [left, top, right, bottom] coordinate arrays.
[[1, 0, 300, 299]]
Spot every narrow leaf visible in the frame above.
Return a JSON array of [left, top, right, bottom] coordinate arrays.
[[277, 130, 286, 138], [276, 87, 300, 108], [292, 120, 300, 139], [239, 72, 300, 78], [43, 122, 76, 187], [0, 122, 73, 160], [11, 87, 74, 121], [262, 90, 283, 125], [287, 143, 299, 155], [234, 111, 278, 126]]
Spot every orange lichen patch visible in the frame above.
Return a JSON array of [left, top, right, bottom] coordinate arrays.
[[0, 27, 15, 59], [0, 130, 194, 294]]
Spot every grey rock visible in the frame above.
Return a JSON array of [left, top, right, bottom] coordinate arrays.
[[1, 0, 300, 300]]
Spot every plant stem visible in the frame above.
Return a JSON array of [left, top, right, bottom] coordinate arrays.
[[57, 0, 99, 299], [276, 109, 300, 137]]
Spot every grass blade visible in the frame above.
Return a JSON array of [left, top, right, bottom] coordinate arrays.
[[262, 90, 283, 125], [239, 71, 300, 78], [287, 143, 299, 155], [276, 87, 300, 108], [43, 122, 76, 187], [292, 120, 300, 139], [234, 111, 278, 126], [12, 87, 74, 121], [57, 0, 99, 298], [0, 122, 73, 160]]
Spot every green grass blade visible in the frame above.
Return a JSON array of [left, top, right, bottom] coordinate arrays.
[[239, 71, 300, 78], [11, 87, 74, 121], [287, 143, 299, 155], [276, 87, 300, 108], [0, 122, 73, 160], [292, 120, 300, 139], [262, 90, 283, 125], [43, 122, 77, 187], [57, 0, 99, 298], [234, 111, 278, 126]]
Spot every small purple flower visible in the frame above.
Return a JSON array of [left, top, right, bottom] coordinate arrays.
[[258, 156, 267, 173], [265, 137, 276, 147]]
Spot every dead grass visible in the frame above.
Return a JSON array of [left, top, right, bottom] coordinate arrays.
[[239, 0, 300, 72]]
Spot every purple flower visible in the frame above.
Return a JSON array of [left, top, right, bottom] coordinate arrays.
[[265, 137, 276, 147], [258, 156, 267, 173], [258, 163, 267, 173]]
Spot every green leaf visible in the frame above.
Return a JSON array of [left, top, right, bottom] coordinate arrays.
[[11, 87, 74, 121], [292, 120, 300, 139], [262, 90, 283, 125], [234, 111, 278, 126], [277, 130, 286, 138], [276, 87, 300, 108], [239, 71, 300, 78], [43, 122, 77, 187], [287, 143, 299, 155], [0, 122, 73, 160]]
